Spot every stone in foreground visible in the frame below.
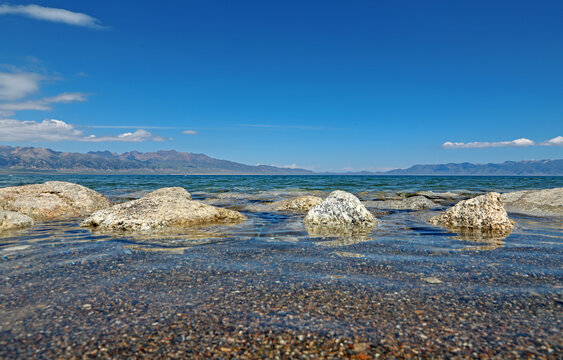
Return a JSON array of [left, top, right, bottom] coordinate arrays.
[[304, 190, 377, 227], [501, 187, 563, 217], [81, 187, 245, 232], [0, 210, 34, 231], [273, 195, 323, 212], [430, 192, 514, 233], [0, 181, 110, 220]]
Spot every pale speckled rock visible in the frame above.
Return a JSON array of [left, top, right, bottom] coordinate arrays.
[[0, 181, 110, 220], [501, 188, 563, 217], [0, 210, 34, 231], [81, 187, 245, 232], [366, 196, 438, 210], [273, 196, 323, 212], [304, 190, 377, 227], [430, 192, 514, 233]]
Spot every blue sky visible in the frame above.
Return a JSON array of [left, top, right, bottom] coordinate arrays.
[[0, 0, 562, 171]]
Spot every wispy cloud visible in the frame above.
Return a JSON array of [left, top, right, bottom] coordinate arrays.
[[0, 4, 106, 29], [443, 136, 563, 149], [0, 119, 167, 142], [182, 130, 198, 135], [0, 72, 44, 101], [0, 92, 88, 115]]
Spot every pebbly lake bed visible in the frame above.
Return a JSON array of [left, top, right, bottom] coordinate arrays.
[[0, 175, 562, 359]]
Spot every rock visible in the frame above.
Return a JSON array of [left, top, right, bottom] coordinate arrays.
[[273, 195, 323, 212], [366, 196, 438, 210], [0, 210, 34, 231], [81, 187, 245, 232], [501, 188, 563, 217], [304, 190, 377, 227], [0, 181, 110, 220], [430, 192, 514, 233], [422, 277, 443, 284], [416, 191, 465, 200]]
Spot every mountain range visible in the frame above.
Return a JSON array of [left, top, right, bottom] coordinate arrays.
[[0, 146, 561, 175], [0, 146, 313, 175]]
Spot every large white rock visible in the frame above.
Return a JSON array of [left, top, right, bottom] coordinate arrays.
[[430, 192, 514, 233], [0, 181, 110, 220], [501, 188, 563, 217], [0, 210, 34, 231], [273, 195, 323, 212], [304, 190, 377, 227], [81, 187, 245, 232]]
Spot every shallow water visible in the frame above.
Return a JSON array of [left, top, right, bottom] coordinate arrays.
[[1, 175, 562, 358]]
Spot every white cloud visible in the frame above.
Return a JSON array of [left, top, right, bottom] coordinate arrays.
[[0, 72, 43, 100], [443, 136, 563, 149], [543, 136, 563, 146], [442, 138, 535, 149], [0, 4, 105, 29], [0, 92, 88, 115], [0, 119, 167, 142], [182, 130, 198, 135]]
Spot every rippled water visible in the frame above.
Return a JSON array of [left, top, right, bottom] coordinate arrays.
[[1, 175, 562, 358]]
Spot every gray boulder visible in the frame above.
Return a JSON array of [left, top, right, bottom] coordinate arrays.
[[0, 181, 110, 220], [81, 187, 245, 233], [430, 192, 514, 233], [304, 190, 377, 227], [0, 210, 34, 231], [501, 188, 563, 217]]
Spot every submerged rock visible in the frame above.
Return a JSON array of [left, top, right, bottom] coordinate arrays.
[[81, 187, 245, 232], [304, 190, 377, 227], [366, 196, 438, 210], [0, 210, 34, 231], [273, 195, 323, 212], [0, 181, 110, 220], [430, 192, 514, 233], [501, 188, 563, 217]]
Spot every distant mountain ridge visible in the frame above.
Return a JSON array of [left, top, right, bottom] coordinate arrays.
[[0, 146, 313, 175], [380, 159, 563, 176], [0, 146, 561, 175]]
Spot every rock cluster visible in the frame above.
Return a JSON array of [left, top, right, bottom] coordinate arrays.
[[430, 192, 514, 233], [501, 187, 563, 217], [0, 210, 34, 231], [0, 181, 110, 220], [81, 187, 245, 232], [304, 191, 376, 227], [273, 195, 323, 212]]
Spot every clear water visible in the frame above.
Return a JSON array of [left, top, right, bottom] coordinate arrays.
[[0, 175, 562, 357]]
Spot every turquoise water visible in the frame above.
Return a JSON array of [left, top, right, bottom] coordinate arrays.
[[2, 174, 563, 194]]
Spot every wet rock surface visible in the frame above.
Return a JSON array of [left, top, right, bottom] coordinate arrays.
[[501, 187, 563, 217], [81, 187, 245, 232], [305, 191, 377, 227], [366, 195, 438, 210], [272, 195, 323, 212], [0, 181, 110, 220], [0, 211, 34, 231], [430, 192, 514, 233]]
